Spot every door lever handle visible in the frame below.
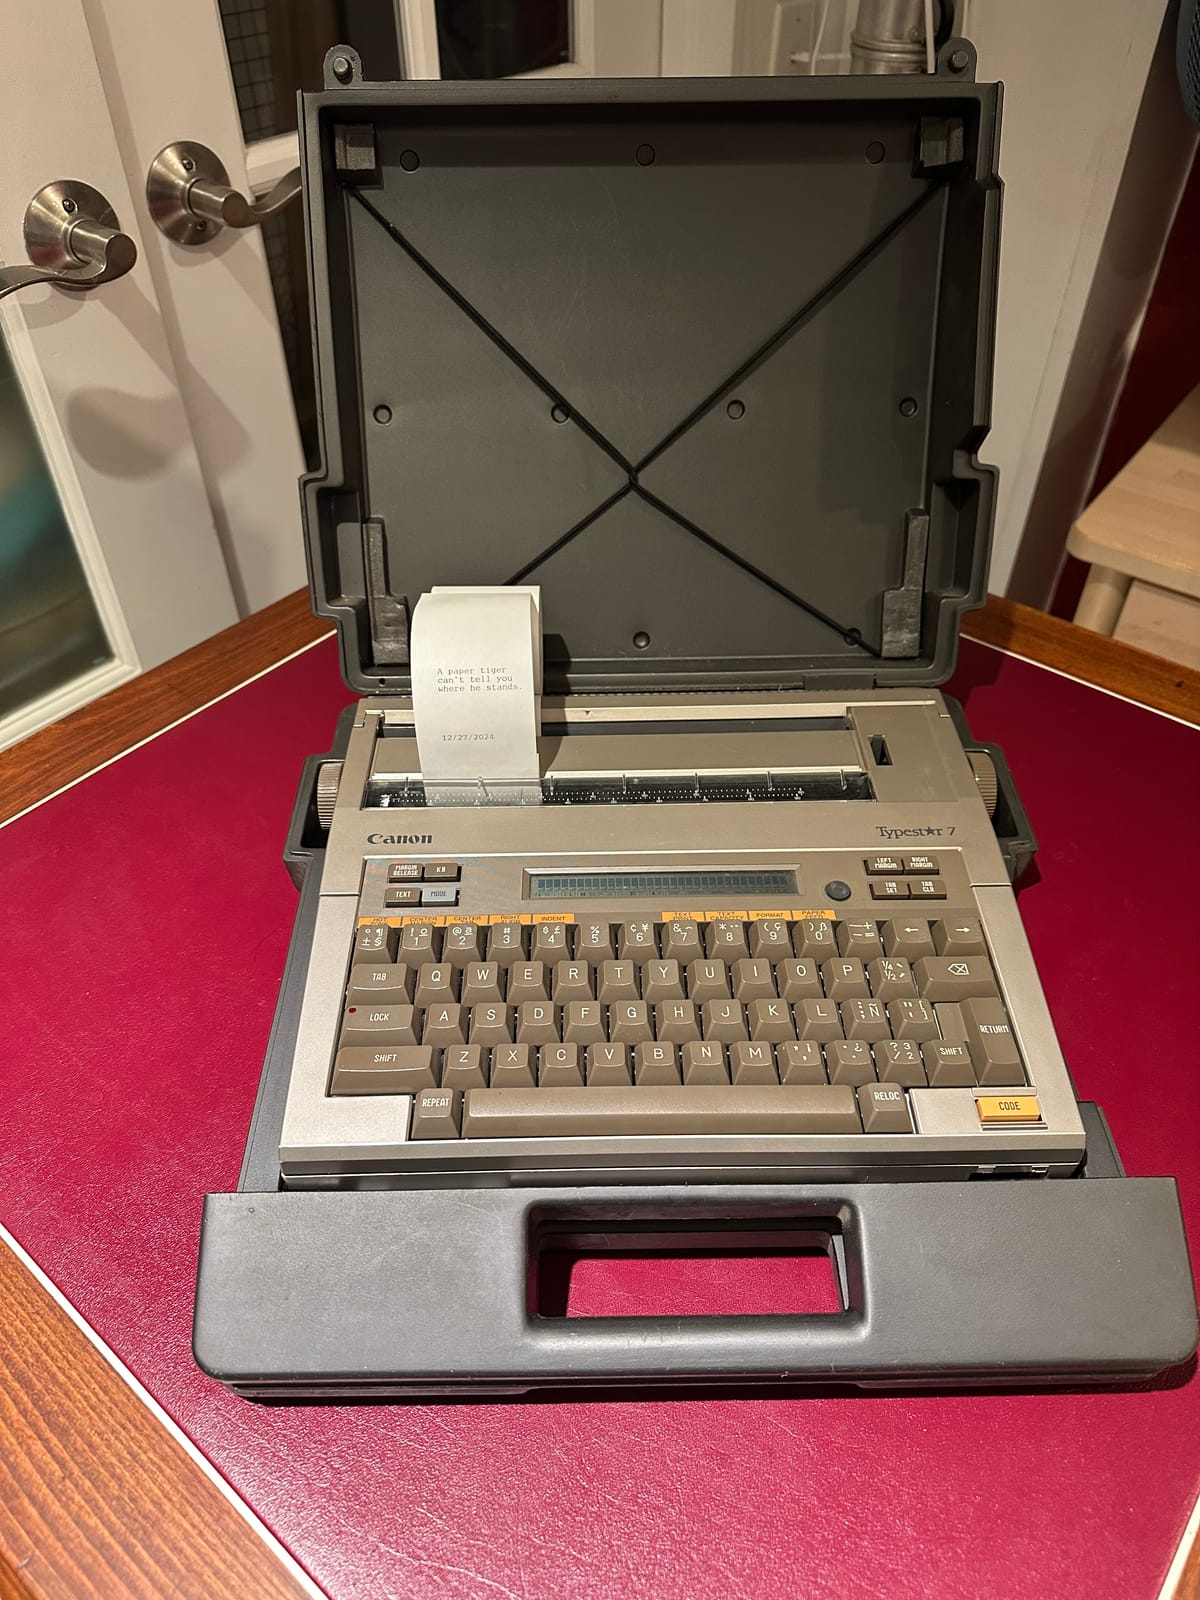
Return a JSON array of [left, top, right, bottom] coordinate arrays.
[[146, 142, 300, 245], [0, 180, 137, 302]]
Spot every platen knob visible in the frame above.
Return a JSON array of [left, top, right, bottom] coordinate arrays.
[[316, 760, 342, 829], [967, 750, 998, 817]]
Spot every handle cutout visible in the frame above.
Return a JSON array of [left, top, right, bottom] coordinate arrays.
[[534, 1224, 845, 1319]]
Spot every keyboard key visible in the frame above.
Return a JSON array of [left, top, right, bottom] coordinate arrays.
[[921, 1040, 974, 1086], [661, 919, 702, 961], [414, 963, 458, 1007], [487, 922, 527, 967], [914, 956, 997, 1001], [410, 1088, 462, 1139], [423, 862, 461, 881], [340, 1004, 418, 1047], [747, 998, 795, 1042], [976, 1094, 1041, 1124], [532, 922, 570, 961], [610, 1001, 652, 1044], [347, 963, 415, 1004], [688, 960, 731, 1002], [586, 1043, 631, 1086], [867, 956, 916, 1000], [887, 998, 938, 1042], [796, 999, 843, 1043], [777, 1039, 826, 1084], [460, 962, 504, 1006], [384, 886, 422, 908], [635, 1042, 681, 1085], [702, 1000, 747, 1043], [442, 922, 485, 966], [873, 1039, 926, 1087], [576, 920, 617, 960], [858, 1082, 912, 1133], [508, 962, 549, 1003], [353, 924, 397, 964], [597, 961, 639, 1002], [469, 1003, 513, 1046], [516, 1001, 559, 1045], [749, 918, 792, 958], [399, 923, 440, 961], [865, 854, 904, 874], [491, 1044, 535, 1088], [552, 961, 594, 1002], [330, 1045, 434, 1095], [822, 958, 869, 999], [731, 959, 776, 1001], [386, 862, 423, 882], [903, 854, 939, 874], [461, 1084, 863, 1138], [908, 877, 946, 900], [655, 1001, 700, 1043], [960, 997, 1023, 1085], [837, 920, 883, 961], [777, 959, 822, 1001], [618, 920, 658, 960], [730, 1041, 778, 1085], [682, 1041, 729, 1085], [423, 1003, 467, 1049], [563, 1001, 606, 1045], [441, 1044, 487, 1090], [881, 918, 935, 958], [706, 919, 750, 961], [642, 960, 685, 1003], [932, 917, 986, 957], [825, 1038, 875, 1085], [869, 879, 910, 901], [793, 918, 837, 959], [841, 998, 890, 1043], [539, 1044, 583, 1088], [933, 1002, 966, 1042]]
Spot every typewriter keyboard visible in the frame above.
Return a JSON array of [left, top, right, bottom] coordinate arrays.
[[333, 913, 1036, 1140]]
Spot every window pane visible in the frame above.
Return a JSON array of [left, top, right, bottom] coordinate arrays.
[[0, 335, 111, 720], [435, 0, 570, 78]]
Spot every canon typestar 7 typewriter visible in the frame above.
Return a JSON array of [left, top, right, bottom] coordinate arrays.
[[194, 45, 1198, 1396]]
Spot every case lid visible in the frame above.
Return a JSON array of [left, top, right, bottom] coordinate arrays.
[[299, 44, 1001, 694]]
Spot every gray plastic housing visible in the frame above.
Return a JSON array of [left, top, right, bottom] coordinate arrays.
[[298, 44, 1002, 695]]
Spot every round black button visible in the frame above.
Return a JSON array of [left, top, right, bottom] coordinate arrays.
[[824, 880, 852, 902]]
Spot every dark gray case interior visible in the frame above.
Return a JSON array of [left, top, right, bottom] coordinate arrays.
[[300, 46, 1000, 692]]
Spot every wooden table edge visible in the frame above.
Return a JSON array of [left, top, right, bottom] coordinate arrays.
[[0, 591, 1196, 830]]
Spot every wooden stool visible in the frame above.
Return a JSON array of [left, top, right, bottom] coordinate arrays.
[[1067, 386, 1200, 656]]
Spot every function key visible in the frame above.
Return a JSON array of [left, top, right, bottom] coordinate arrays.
[[706, 919, 750, 961], [903, 853, 939, 874], [869, 878, 910, 900], [387, 862, 423, 882], [487, 922, 528, 966], [865, 854, 905, 874], [793, 917, 837, 960], [421, 884, 459, 906], [907, 877, 946, 900], [858, 1082, 912, 1133], [423, 861, 461, 882], [661, 919, 702, 961], [347, 963, 415, 1004], [531, 921, 571, 960], [384, 885, 422, 907], [748, 917, 791, 958]]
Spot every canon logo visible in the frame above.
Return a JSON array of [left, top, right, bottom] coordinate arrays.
[[368, 832, 433, 845]]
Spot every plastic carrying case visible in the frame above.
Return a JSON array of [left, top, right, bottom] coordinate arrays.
[[193, 41, 1199, 1397]]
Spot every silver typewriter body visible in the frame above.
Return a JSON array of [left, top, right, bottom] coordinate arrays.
[[279, 688, 1085, 1187]]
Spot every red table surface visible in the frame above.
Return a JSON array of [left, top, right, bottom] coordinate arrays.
[[1, 635, 1198, 1600]]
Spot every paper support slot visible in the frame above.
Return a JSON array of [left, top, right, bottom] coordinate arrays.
[[410, 586, 544, 806]]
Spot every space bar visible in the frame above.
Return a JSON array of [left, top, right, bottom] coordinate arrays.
[[461, 1085, 862, 1138]]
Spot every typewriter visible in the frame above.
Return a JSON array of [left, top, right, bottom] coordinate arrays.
[[193, 48, 1197, 1395]]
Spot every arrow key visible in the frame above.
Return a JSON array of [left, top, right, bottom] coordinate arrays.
[[933, 916, 986, 957]]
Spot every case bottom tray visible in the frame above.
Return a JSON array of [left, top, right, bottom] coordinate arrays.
[[194, 1171, 1197, 1397]]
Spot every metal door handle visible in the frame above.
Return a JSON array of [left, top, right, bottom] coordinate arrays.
[[146, 142, 300, 245], [0, 180, 137, 302]]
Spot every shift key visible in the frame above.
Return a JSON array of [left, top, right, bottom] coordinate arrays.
[[960, 997, 1023, 1085]]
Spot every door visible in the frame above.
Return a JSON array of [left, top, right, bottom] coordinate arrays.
[[0, 0, 239, 753]]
